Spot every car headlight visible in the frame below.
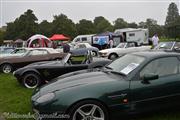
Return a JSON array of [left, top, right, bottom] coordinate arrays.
[[36, 93, 55, 104]]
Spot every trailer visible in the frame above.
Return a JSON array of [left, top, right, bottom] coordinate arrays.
[[114, 28, 149, 45]]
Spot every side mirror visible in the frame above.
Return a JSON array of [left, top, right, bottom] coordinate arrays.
[[141, 73, 159, 84]]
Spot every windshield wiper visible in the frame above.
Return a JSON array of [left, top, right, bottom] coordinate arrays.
[[110, 70, 126, 76], [105, 66, 113, 70], [103, 67, 126, 76]]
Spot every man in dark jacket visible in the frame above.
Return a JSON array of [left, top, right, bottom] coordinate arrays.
[[63, 42, 70, 53]]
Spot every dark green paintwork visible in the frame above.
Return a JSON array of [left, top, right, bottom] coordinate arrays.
[[32, 51, 180, 119]]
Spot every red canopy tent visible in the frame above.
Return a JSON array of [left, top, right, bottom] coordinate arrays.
[[49, 34, 70, 41]]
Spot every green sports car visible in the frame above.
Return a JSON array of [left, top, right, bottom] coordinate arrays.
[[32, 51, 180, 120]]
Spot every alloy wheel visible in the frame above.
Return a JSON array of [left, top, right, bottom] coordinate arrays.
[[73, 104, 105, 120], [2, 64, 12, 73]]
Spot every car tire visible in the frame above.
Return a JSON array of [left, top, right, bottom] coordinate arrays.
[[108, 53, 118, 60], [1, 64, 13, 74], [68, 100, 109, 120], [22, 73, 41, 89], [55, 58, 61, 61], [92, 51, 97, 57]]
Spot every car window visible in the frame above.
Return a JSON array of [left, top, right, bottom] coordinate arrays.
[[78, 44, 86, 48], [12, 49, 26, 54], [116, 43, 126, 48], [140, 57, 179, 77], [82, 37, 87, 41], [126, 43, 135, 48], [75, 38, 80, 42]]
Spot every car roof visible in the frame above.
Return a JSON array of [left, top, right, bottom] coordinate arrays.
[[131, 51, 180, 58], [24, 47, 59, 53]]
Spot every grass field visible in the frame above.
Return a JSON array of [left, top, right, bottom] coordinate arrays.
[[0, 73, 180, 120], [0, 73, 33, 120]]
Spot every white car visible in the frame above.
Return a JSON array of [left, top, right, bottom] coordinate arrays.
[[99, 42, 151, 60]]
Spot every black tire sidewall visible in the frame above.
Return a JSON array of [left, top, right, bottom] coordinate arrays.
[[109, 54, 118, 60], [23, 73, 41, 88], [92, 51, 97, 56]]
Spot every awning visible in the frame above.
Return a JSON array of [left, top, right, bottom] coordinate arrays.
[[49, 34, 70, 41]]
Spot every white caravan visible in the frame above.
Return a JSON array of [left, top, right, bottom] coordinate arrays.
[[114, 28, 149, 45], [72, 34, 94, 45]]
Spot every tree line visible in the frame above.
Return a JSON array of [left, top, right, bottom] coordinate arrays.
[[0, 2, 180, 44]]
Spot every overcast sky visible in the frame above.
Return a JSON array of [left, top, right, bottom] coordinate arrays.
[[0, 0, 180, 27]]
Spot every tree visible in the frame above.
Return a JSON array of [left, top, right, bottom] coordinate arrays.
[[4, 9, 38, 40], [146, 18, 163, 37], [138, 21, 146, 28], [165, 2, 179, 26], [0, 30, 5, 44], [93, 16, 113, 33], [138, 18, 164, 37], [38, 20, 52, 37], [51, 14, 77, 38], [113, 18, 128, 30], [165, 2, 180, 38], [76, 19, 95, 35], [128, 22, 138, 28]]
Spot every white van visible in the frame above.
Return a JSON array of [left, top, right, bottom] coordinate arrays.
[[72, 34, 95, 45], [114, 28, 149, 45]]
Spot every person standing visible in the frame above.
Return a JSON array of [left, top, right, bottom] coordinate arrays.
[[109, 37, 114, 48], [151, 33, 159, 48], [63, 41, 70, 53]]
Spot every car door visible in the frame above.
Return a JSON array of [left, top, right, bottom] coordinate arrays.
[[130, 57, 180, 113]]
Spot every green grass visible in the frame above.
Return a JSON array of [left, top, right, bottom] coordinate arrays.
[[0, 73, 180, 120], [0, 73, 33, 120], [160, 37, 180, 42]]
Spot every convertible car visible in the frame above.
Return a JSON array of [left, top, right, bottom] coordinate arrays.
[[154, 41, 180, 52], [0, 48, 65, 73], [14, 53, 111, 88], [32, 51, 180, 120]]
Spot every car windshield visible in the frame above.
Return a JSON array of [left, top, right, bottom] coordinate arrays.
[[61, 53, 71, 64], [116, 43, 126, 48], [74, 44, 86, 49], [107, 54, 145, 75], [155, 42, 174, 50], [11, 49, 27, 54]]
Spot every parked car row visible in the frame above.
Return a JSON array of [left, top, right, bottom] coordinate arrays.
[[1, 41, 180, 120]]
